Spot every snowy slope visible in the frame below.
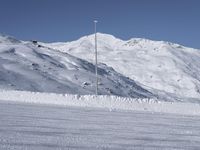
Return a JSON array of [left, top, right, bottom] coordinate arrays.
[[0, 34, 153, 98], [43, 33, 200, 101]]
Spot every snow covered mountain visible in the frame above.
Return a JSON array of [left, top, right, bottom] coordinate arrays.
[[43, 33, 200, 102], [0, 34, 153, 98]]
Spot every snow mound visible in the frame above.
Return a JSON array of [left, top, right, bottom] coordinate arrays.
[[0, 90, 200, 116]]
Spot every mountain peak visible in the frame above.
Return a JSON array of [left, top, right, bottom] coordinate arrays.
[[80, 32, 122, 42], [75, 33, 186, 50]]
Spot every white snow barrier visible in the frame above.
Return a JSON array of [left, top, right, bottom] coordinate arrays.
[[0, 90, 200, 116]]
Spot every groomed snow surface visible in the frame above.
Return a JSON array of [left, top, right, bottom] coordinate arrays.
[[1, 99, 200, 150]]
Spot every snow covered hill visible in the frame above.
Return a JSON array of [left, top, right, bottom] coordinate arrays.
[[0, 34, 153, 98], [43, 33, 200, 101]]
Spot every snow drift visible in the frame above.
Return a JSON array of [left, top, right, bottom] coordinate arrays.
[[0, 90, 200, 116]]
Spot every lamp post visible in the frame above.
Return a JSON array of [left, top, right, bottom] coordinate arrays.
[[94, 20, 98, 95]]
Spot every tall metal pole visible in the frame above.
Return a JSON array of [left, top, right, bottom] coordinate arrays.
[[94, 20, 98, 95]]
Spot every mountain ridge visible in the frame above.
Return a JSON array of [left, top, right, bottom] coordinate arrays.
[[41, 33, 200, 101], [1, 33, 200, 102], [0, 33, 153, 98], [42, 32, 198, 50]]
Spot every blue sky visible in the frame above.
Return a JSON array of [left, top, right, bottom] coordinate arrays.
[[0, 0, 199, 48]]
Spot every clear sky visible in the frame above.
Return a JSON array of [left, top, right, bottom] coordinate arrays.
[[0, 0, 199, 48]]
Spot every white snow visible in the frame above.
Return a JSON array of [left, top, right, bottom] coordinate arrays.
[[0, 34, 152, 98], [0, 90, 200, 116], [1, 33, 200, 103], [1, 33, 200, 149], [1, 101, 200, 149], [43, 33, 200, 101]]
